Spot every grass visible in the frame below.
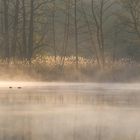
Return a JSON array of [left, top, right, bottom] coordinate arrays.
[[0, 55, 139, 82]]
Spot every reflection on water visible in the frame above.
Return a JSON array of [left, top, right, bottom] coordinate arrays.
[[0, 82, 140, 140]]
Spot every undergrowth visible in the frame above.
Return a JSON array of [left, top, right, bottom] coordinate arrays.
[[0, 56, 139, 82]]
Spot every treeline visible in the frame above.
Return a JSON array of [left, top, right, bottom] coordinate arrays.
[[0, 0, 47, 62], [0, 0, 140, 67]]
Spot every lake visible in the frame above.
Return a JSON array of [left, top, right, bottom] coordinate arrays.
[[0, 82, 140, 140]]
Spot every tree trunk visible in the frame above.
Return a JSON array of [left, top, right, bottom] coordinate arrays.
[[52, 0, 57, 61], [28, 0, 34, 63], [22, 0, 27, 59], [11, 0, 19, 58], [3, 0, 9, 62], [74, 0, 78, 69], [61, 0, 70, 67]]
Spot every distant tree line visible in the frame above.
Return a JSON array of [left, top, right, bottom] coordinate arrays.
[[0, 0, 140, 67]]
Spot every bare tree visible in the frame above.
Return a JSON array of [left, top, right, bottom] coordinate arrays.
[[22, 0, 27, 59], [27, 0, 34, 62], [52, 0, 57, 61], [3, 0, 10, 61], [61, 0, 70, 67], [80, 0, 100, 65], [11, 0, 19, 58], [91, 0, 114, 67], [74, 0, 79, 69], [119, 0, 140, 39]]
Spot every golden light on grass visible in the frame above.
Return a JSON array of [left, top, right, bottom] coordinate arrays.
[[0, 55, 139, 82]]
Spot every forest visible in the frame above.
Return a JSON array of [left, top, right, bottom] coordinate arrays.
[[0, 0, 140, 82]]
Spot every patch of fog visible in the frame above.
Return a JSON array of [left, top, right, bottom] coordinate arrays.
[[0, 81, 140, 90], [0, 82, 140, 140]]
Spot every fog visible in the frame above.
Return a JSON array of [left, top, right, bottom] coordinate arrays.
[[0, 0, 140, 138], [0, 82, 140, 140]]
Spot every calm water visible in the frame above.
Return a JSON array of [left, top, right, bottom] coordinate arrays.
[[0, 82, 140, 140]]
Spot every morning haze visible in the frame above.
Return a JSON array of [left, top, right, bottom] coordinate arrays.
[[0, 0, 140, 140]]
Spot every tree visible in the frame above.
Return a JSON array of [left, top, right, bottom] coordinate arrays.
[[27, 0, 34, 62], [119, 0, 140, 39], [11, 0, 19, 58], [74, 0, 79, 69], [3, 0, 10, 61], [61, 0, 70, 67], [22, 0, 27, 59], [52, 0, 57, 61], [91, 0, 114, 67], [118, 0, 140, 60], [80, 0, 100, 65]]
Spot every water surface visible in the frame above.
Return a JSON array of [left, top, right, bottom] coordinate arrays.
[[0, 82, 140, 140]]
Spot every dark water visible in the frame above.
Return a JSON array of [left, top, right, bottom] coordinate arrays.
[[0, 82, 140, 140]]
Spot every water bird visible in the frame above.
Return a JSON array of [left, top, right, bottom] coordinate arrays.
[[17, 87, 22, 89], [9, 87, 12, 89]]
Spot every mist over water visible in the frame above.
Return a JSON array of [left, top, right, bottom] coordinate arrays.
[[0, 82, 140, 140]]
